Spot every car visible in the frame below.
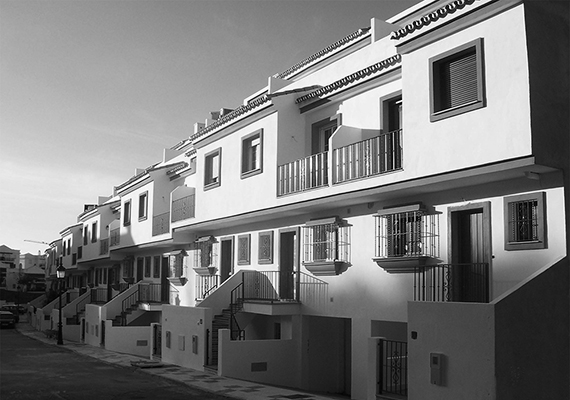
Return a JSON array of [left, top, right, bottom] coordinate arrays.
[[0, 311, 16, 328], [0, 306, 20, 323]]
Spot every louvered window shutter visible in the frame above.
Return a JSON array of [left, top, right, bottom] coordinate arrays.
[[439, 50, 478, 111]]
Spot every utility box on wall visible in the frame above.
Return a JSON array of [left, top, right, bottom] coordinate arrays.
[[430, 352, 444, 386]]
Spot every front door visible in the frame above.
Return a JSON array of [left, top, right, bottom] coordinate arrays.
[[136, 257, 144, 282], [160, 257, 169, 303], [449, 202, 491, 302], [220, 238, 233, 284], [279, 230, 297, 300]]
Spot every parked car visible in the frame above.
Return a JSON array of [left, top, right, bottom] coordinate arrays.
[[0, 306, 20, 323], [0, 311, 16, 328]]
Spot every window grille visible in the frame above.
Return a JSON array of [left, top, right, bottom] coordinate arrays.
[[303, 217, 351, 264], [191, 236, 218, 270], [504, 192, 546, 250], [375, 207, 439, 259]]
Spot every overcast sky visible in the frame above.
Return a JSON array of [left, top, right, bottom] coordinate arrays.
[[0, 0, 420, 256]]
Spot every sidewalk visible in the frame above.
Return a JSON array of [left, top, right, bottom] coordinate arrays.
[[15, 321, 346, 400]]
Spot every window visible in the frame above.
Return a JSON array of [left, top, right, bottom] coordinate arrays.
[[91, 222, 97, 243], [67, 239, 71, 255], [303, 217, 351, 264], [192, 236, 217, 269], [504, 192, 546, 250], [153, 256, 160, 278], [144, 256, 151, 278], [124, 200, 132, 226], [374, 205, 439, 259], [237, 234, 250, 265], [258, 231, 273, 264], [138, 192, 148, 221], [204, 148, 221, 189], [430, 38, 485, 122], [312, 117, 339, 154], [83, 226, 88, 245], [241, 130, 263, 178]]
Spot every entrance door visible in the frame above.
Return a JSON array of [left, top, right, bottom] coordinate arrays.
[[279, 230, 297, 300], [160, 257, 169, 303], [136, 257, 144, 282], [220, 238, 233, 284], [449, 202, 491, 302]]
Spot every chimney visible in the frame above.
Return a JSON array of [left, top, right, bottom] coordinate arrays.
[[219, 108, 233, 117], [210, 111, 221, 121], [194, 122, 205, 134]]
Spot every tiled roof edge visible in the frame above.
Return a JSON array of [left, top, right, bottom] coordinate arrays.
[[390, 0, 477, 40], [295, 54, 402, 104], [190, 95, 271, 142], [274, 27, 372, 80]]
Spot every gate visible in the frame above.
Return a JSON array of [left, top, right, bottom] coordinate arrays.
[[153, 324, 162, 358], [378, 339, 408, 397]]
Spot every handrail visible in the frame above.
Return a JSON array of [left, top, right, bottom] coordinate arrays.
[[277, 151, 328, 196], [120, 286, 140, 326], [75, 290, 91, 324], [229, 281, 245, 340]]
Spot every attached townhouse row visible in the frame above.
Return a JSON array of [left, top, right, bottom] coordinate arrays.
[[32, 1, 569, 399]]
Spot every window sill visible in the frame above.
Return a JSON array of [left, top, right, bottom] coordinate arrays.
[[168, 277, 187, 286], [430, 100, 485, 122], [204, 181, 221, 191], [241, 168, 262, 180], [193, 267, 217, 276], [303, 260, 350, 276], [505, 241, 546, 251], [373, 256, 437, 274]]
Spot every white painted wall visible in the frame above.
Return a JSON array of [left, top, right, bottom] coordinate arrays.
[[104, 323, 151, 358]]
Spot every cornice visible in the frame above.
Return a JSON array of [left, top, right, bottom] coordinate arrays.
[[295, 54, 402, 104], [274, 27, 371, 80]]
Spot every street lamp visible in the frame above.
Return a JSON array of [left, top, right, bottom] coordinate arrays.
[[56, 262, 66, 345]]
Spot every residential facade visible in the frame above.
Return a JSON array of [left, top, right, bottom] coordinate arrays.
[[35, 1, 569, 399]]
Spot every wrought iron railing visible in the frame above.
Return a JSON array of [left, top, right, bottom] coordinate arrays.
[[242, 270, 295, 302], [195, 275, 219, 301], [230, 283, 245, 340], [277, 151, 328, 196], [75, 291, 91, 324], [378, 339, 408, 397], [109, 228, 120, 247], [333, 129, 402, 184], [152, 212, 170, 236], [172, 194, 195, 222], [99, 238, 109, 255], [413, 263, 489, 303]]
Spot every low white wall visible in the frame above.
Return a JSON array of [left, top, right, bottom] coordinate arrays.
[[84, 304, 105, 347], [104, 323, 151, 358], [219, 329, 299, 388], [161, 305, 212, 371]]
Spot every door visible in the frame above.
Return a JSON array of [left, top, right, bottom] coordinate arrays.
[[279, 230, 297, 300], [136, 257, 144, 282], [220, 238, 233, 284], [449, 202, 491, 302], [160, 257, 169, 303]]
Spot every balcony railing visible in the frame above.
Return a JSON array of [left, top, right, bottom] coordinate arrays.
[[333, 129, 402, 184], [152, 212, 170, 236], [277, 151, 328, 196], [100, 238, 109, 255], [413, 263, 489, 303], [110, 228, 120, 247], [172, 194, 195, 222], [195, 275, 219, 301]]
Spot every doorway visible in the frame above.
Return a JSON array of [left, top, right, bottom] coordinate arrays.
[[448, 202, 491, 302], [279, 229, 298, 300], [220, 238, 234, 284]]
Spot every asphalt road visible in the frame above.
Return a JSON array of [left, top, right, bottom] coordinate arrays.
[[0, 327, 231, 400]]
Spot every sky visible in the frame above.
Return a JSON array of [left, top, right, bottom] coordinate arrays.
[[0, 0, 421, 256]]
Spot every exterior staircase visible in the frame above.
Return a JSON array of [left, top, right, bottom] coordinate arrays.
[[112, 302, 140, 326], [209, 308, 232, 368]]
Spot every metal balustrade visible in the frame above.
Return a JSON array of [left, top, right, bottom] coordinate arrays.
[[378, 339, 408, 397], [195, 275, 219, 301], [277, 151, 328, 196], [99, 238, 109, 255], [109, 228, 120, 247], [333, 129, 402, 183], [413, 263, 489, 303]]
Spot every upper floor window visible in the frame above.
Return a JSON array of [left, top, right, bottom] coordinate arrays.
[[374, 204, 439, 260], [312, 117, 339, 154], [123, 200, 132, 226], [83, 226, 88, 245], [204, 148, 221, 190], [504, 192, 546, 250], [91, 222, 97, 243], [430, 38, 485, 122], [138, 192, 148, 221], [302, 217, 351, 265], [241, 129, 263, 178]]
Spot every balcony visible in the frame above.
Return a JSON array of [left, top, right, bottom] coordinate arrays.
[[333, 129, 402, 183], [99, 238, 109, 256], [172, 194, 195, 222], [277, 151, 328, 196], [152, 212, 170, 236], [413, 263, 490, 303], [277, 130, 403, 197], [109, 228, 120, 247]]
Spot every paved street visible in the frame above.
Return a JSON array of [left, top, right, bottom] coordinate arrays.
[[0, 327, 231, 400]]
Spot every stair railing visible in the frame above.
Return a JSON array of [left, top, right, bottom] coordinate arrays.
[[75, 290, 91, 324], [229, 280, 245, 340], [120, 285, 140, 326]]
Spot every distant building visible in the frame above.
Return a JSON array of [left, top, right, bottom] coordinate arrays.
[[0, 245, 20, 289]]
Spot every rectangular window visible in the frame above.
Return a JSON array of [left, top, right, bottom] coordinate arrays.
[[258, 231, 273, 264], [153, 256, 160, 278], [204, 148, 221, 189], [144, 256, 151, 277], [237, 234, 250, 265], [124, 200, 132, 226], [83, 226, 88, 245], [430, 38, 485, 122], [91, 223, 97, 243], [504, 192, 546, 250], [138, 192, 148, 221], [303, 217, 351, 264], [312, 117, 339, 154], [67, 239, 71, 255], [241, 129, 263, 178]]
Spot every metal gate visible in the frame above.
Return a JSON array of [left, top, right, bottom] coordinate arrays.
[[153, 324, 162, 358], [378, 339, 408, 397]]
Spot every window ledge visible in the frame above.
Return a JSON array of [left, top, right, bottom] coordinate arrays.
[[373, 256, 437, 274], [303, 260, 350, 276], [193, 267, 217, 276], [168, 277, 187, 286], [241, 168, 262, 179]]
